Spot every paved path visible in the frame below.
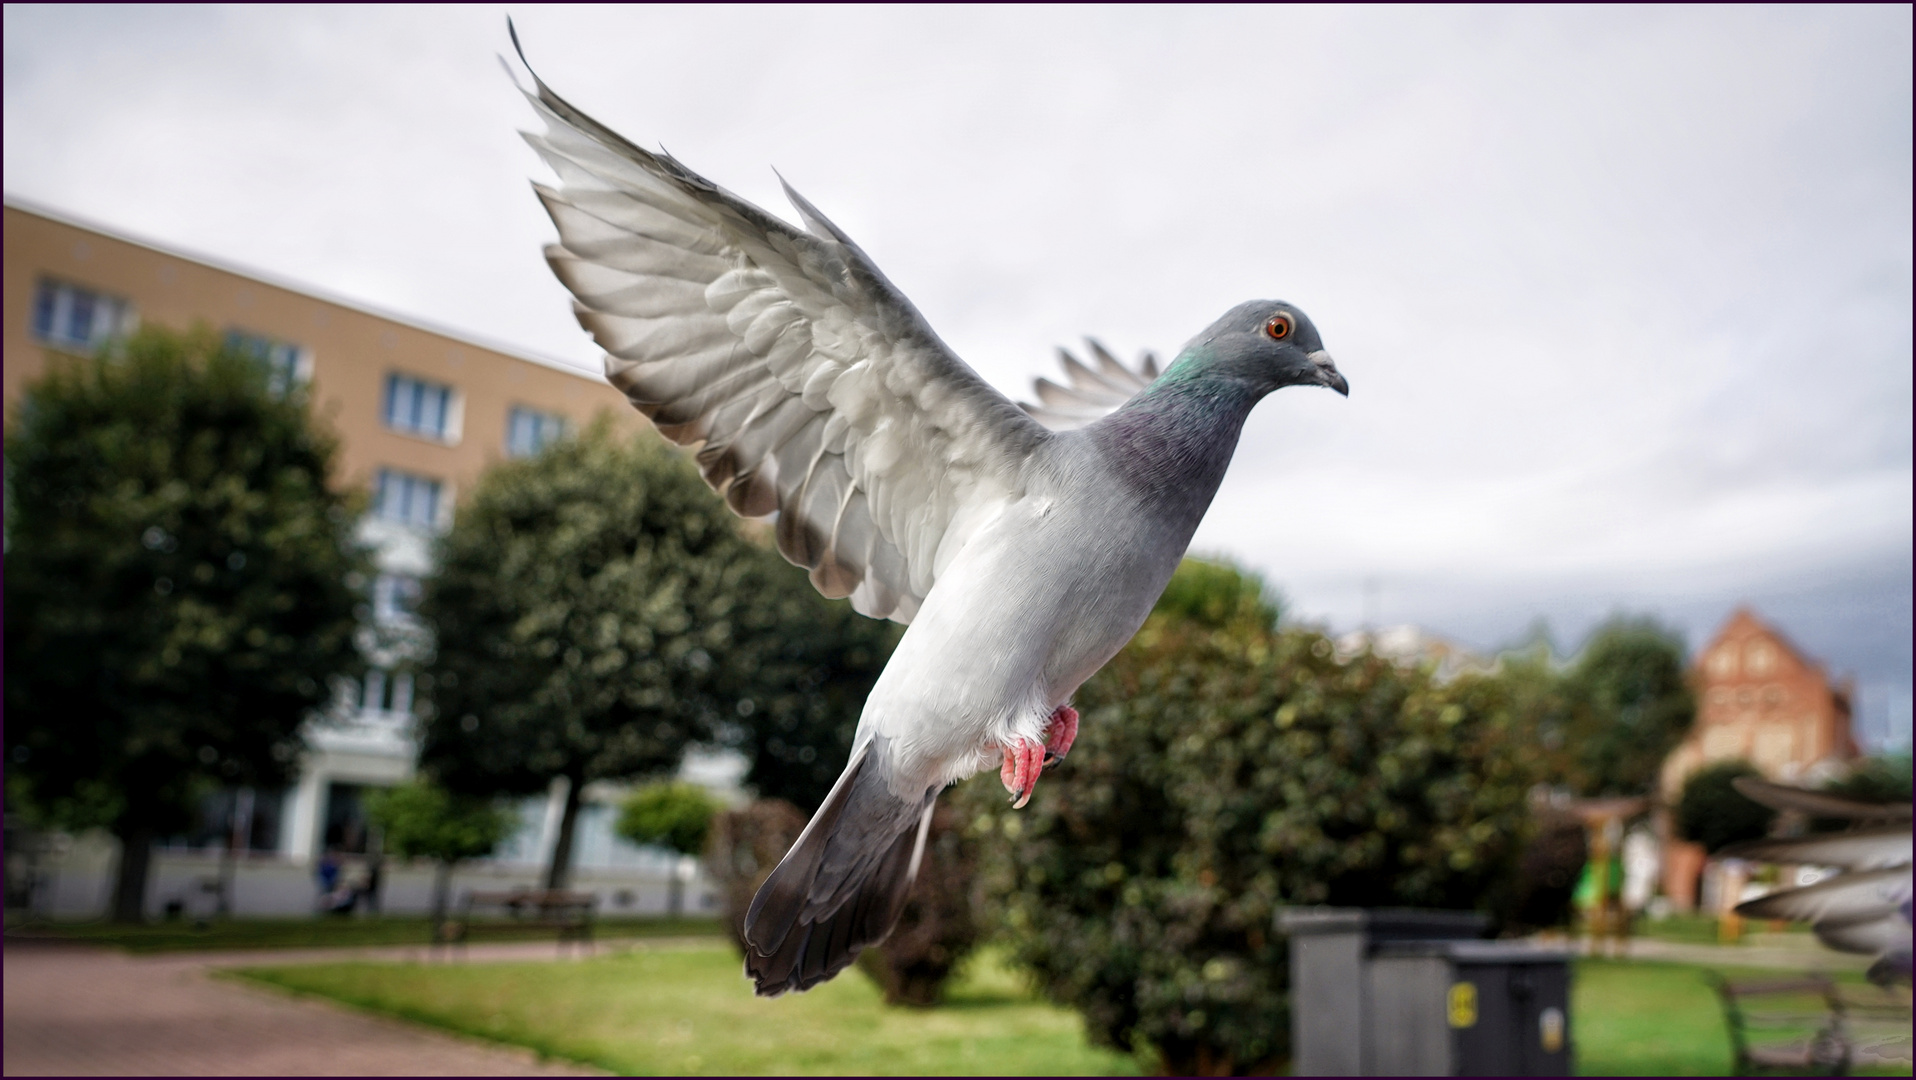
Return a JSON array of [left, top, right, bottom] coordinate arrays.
[[1576, 934, 1871, 971], [3, 941, 610, 1076], [5, 930, 1871, 1076]]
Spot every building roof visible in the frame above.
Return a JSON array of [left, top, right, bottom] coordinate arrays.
[[3, 193, 601, 382]]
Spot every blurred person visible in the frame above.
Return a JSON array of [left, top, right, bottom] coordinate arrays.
[[314, 850, 343, 912], [1620, 827, 1661, 914]]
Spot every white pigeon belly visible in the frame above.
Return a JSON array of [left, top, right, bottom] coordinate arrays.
[[858, 489, 1179, 795]]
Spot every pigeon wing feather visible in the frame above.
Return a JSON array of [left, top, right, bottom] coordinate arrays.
[[1732, 777, 1914, 821], [1721, 826, 1913, 872], [1735, 867, 1913, 938], [518, 58, 1048, 623], [1019, 341, 1159, 431]]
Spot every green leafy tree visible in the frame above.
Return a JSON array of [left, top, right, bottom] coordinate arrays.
[[1557, 617, 1695, 796], [714, 559, 900, 813], [616, 781, 722, 857], [1494, 638, 1575, 759], [1676, 760, 1776, 853], [617, 780, 724, 917], [1151, 556, 1283, 632], [4, 327, 366, 922], [961, 559, 1536, 1074], [416, 419, 792, 890], [366, 780, 513, 922]]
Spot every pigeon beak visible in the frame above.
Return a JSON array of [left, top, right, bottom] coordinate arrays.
[[1308, 351, 1349, 396]]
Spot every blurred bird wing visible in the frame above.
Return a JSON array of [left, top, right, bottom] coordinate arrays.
[[1736, 867, 1914, 948], [1733, 777, 1915, 821], [1812, 911, 1906, 955], [517, 57, 1049, 624], [1019, 341, 1161, 431], [1721, 826, 1914, 872]]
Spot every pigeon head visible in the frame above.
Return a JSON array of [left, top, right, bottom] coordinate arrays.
[[1174, 300, 1348, 398]]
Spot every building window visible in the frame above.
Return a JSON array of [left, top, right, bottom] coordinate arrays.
[[373, 468, 442, 530], [361, 667, 414, 717], [225, 329, 307, 395], [31, 279, 133, 350], [372, 573, 423, 622], [322, 782, 372, 854], [169, 786, 284, 853], [384, 373, 456, 441], [506, 406, 568, 458]]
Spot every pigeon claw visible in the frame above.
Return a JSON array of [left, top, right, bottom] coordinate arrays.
[[1001, 737, 1042, 809], [1043, 705, 1079, 769]]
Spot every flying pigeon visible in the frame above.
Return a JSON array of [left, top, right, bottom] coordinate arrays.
[[1726, 777, 1912, 985], [509, 30, 1348, 996]]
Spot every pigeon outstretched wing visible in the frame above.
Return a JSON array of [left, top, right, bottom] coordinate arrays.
[[1721, 826, 1912, 872], [1728, 777, 1913, 984], [515, 43, 1049, 624], [1019, 340, 1160, 431], [1731, 777, 1914, 822]]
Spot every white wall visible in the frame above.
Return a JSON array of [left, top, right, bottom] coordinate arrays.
[[13, 840, 719, 921]]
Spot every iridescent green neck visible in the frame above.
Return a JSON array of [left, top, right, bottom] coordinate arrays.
[[1092, 345, 1257, 517]]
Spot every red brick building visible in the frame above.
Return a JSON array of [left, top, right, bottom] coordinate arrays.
[[1658, 608, 1860, 909]]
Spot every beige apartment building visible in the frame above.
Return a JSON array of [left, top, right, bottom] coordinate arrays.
[[4, 198, 722, 918]]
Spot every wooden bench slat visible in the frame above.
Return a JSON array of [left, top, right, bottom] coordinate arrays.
[[435, 889, 598, 949]]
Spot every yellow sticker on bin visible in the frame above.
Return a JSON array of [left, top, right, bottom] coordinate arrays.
[[1447, 981, 1478, 1028]]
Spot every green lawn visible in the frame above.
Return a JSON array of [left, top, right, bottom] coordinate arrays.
[[235, 945, 1910, 1077], [5, 915, 723, 953], [1630, 913, 1811, 947], [1574, 959, 1909, 1077], [238, 942, 1140, 1076]]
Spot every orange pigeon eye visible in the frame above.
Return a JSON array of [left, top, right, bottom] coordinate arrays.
[[1265, 314, 1293, 340]]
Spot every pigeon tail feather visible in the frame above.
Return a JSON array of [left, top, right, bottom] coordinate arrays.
[[743, 742, 935, 996]]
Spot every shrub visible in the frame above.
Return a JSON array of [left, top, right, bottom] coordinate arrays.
[[1495, 803, 1589, 933], [616, 781, 723, 858], [963, 580, 1535, 1074], [704, 798, 809, 948], [1676, 760, 1775, 853], [854, 801, 984, 1006], [366, 780, 513, 921]]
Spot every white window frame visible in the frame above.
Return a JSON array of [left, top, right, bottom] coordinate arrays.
[[506, 405, 569, 458], [383, 372, 463, 444], [373, 468, 446, 532], [30, 278, 136, 350], [372, 572, 423, 623], [225, 329, 312, 395], [360, 667, 414, 720]]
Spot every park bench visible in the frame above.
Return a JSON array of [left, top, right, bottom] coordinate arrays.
[[434, 889, 596, 955], [1711, 972, 1913, 1076]]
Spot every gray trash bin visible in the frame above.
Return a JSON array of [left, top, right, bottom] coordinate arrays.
[[1278, 907, 1573, 1077]]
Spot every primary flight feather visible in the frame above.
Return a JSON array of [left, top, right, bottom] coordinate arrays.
[[511, 29, 1349, 996], [1726, 777, 1912, 985]]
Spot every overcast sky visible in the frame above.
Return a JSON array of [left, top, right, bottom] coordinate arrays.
[[6, 5, 1910, 747]]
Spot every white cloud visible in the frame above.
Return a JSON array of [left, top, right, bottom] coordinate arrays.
[[5, 6, 1909, 739]]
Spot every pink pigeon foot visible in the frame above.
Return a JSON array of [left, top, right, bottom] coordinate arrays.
[[1002, 706, 1081, 808], [1001, 736, 1044, 808], [1043, 705, 1079, 768]]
